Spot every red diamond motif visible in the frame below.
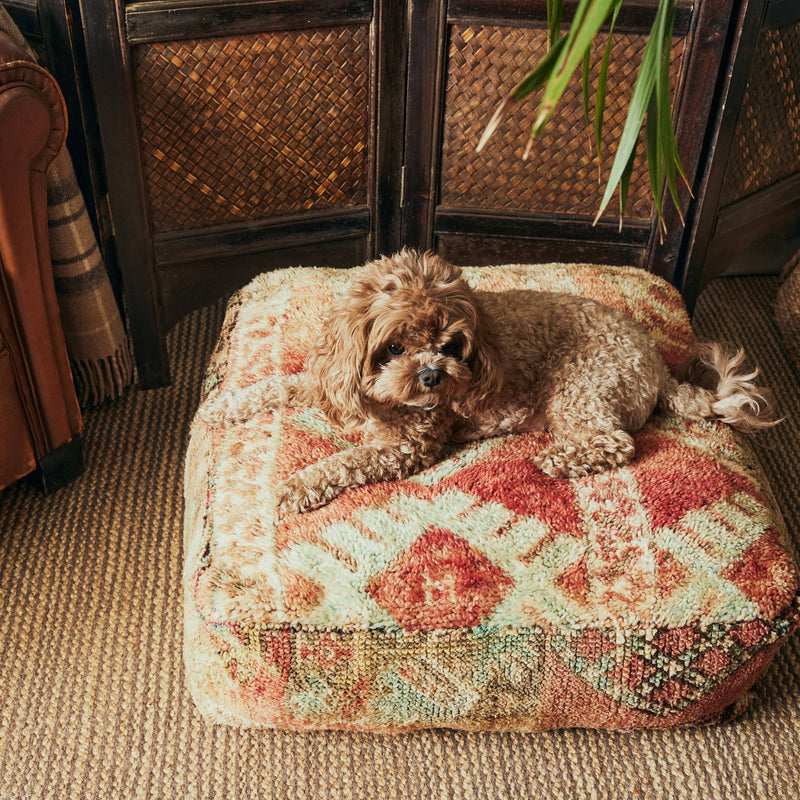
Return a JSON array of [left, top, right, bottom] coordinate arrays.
[[367, 528, 514, 631], [555, 555, 590, 604], [439, 437, 583, 535], [723, 528, 798, 617], [634, 431, 754, 529]]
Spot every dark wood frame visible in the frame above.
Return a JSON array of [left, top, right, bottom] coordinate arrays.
[[403, 0, 737, 285], [79, 0, 169, 386], [63, 0, 747, 384], [124, 0, 373, 43], [645, 0, 737, 283], [680, 0, 800, 312]]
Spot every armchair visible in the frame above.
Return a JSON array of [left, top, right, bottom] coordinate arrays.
[[0, 31, 83, 492]]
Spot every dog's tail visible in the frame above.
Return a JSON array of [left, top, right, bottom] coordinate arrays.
[[196, 374, 306, 427], [657, 343, 778, 432]]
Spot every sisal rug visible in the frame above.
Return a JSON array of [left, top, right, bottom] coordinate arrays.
[[0, 274, 798, 798]]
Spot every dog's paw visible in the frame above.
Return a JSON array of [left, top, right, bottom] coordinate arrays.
[[196, 392, 229, 427], [276, 474, 336, 515], [536, 448, 592, 479], [536, 431, 635, 478]]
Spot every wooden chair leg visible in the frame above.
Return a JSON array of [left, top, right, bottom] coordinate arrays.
[[29, 436, 85, 494]]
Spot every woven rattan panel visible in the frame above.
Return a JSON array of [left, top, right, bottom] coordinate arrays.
[[440, 25, 685, 221], [720, 20, 800, 207], [133, 27, 371, 235]]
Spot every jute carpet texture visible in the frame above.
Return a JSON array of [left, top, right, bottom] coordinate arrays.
[[0, 274, 798, 799]]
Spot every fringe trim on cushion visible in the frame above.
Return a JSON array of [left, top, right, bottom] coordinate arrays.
[[71, 341, 134, 408]]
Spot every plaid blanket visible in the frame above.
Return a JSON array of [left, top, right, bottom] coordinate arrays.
[[1, 7, 133, 406]]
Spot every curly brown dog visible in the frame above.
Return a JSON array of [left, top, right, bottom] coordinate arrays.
[[198, 250, 775, 514]]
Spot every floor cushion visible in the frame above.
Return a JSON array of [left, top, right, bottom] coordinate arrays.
[[184, 263, 799, 732]]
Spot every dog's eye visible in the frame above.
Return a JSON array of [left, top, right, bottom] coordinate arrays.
[[441, 339, 463, 360], [387, 343, 405, 356]]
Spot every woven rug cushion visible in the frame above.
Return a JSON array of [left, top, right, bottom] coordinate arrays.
[[184, 263, 799, 732]]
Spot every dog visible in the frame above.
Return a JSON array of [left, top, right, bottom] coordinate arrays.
[[198, 250, 775, 515]]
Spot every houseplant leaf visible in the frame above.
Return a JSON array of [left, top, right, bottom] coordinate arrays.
[[479, 0, 687, 231], [594, 0, 673, 222], [594, 0, 623, 159], [532, 0, 618, 137]]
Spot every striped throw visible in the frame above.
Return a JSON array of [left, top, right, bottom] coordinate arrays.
[[1, 7, 133, 406]]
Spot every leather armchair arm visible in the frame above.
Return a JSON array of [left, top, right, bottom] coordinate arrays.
[[0, 31, 83, 490]]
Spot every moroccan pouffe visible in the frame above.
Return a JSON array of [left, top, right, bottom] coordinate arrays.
[[184, 263, 799, 732]]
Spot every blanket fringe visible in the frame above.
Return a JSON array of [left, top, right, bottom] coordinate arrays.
[[70, 341, 134, 408]]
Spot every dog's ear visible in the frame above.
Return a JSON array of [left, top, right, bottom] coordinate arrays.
[[418, 250, 463, 285], [454, 303, 504, 417], [304, 292, 372, 427]]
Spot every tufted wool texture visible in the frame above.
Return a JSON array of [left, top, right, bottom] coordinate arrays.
[[184, 263, 799, 732]]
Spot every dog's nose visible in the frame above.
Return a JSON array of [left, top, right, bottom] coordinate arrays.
[[418, 367, 441, 388]]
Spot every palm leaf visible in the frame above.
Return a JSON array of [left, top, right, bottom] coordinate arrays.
[[478, 0, 687, 231], [647, 92, 665, 233], [656, 1, 689, 224], [547, 0, 564, 49], [533, 0, 617, 136], [594, 0, 623, 159], [594, 0, 672, 222], [618, 137, 637, 231]]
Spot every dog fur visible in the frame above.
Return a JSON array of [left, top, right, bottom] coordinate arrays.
[[198, 250, 775, 514]]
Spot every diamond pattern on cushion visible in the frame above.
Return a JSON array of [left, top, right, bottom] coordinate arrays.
[[367, 527, 514, 631]]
